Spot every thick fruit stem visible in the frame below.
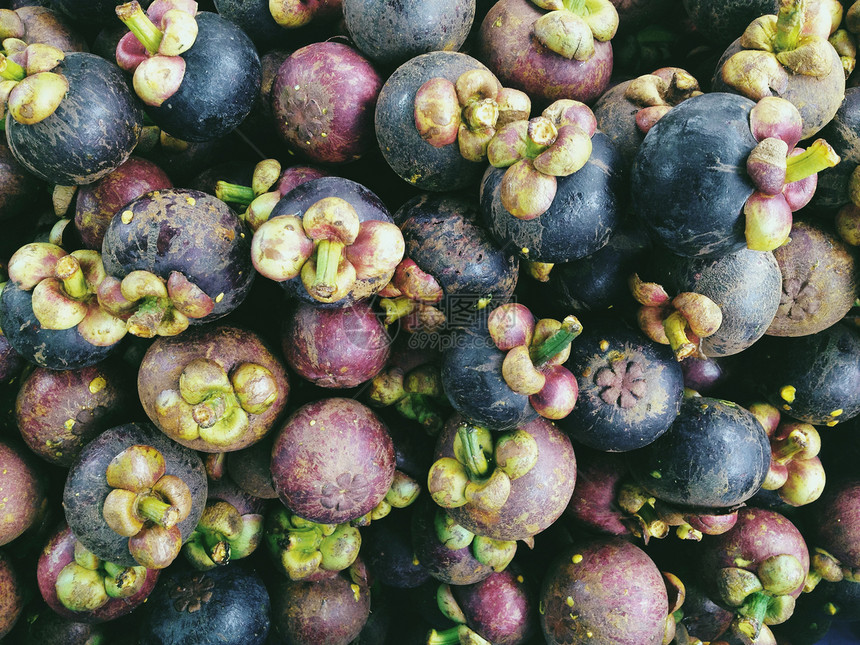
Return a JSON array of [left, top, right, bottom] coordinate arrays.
[[530, 315, 583, 367], [215, 181, 256, 207], [784, 139, 840, 184], [737, 591, 771, 640], [773, 0, 804, 53], [116, 1, 164, 55], [312, 239, 345, 297], [458, 424, 490, 478], [136, 493, 180, 529]]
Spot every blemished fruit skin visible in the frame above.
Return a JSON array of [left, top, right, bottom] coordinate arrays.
[[5, 52, 143, 186], [627, 397, 771, 510], [540, 537, 669, 645]]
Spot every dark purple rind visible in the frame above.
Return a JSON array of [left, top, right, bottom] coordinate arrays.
[[62, 422, 207, 567], [101, 188, 255, 323], [5, 52, 142, 186], [270, 569, 371, 645]]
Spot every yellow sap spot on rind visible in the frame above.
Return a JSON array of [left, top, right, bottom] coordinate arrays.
[[827, 420, 839, 427], [351, 583, 361, 601], [185, 197, 196, 206], [571, 554, 583, 564], [64, 419, 75, 431], [309, 420, 316, 426], [516, 575, 524, 583], [599, 340, 609, 351], [89, 376, 106, 394], [831, 409, 844, 417], [566, 596, 574, 607], [780, 385, 796, 403], [121, 210, 134, 224], [215, 293, 224, 303]]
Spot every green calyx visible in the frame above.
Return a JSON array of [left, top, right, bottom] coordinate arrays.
[[56, 545, 147, 612], [265, 508, 360, 580]]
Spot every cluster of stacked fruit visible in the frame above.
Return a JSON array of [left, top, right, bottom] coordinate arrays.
[[0, 0, 859, 643]]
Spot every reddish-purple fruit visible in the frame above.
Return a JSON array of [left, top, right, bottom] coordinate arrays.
[[0, 550, 23, 639], [477, 0, 614, 105], [16, 362, 131, 467], [271, 398, 396, 525], [137, 325, 289, 453], [451, 568, 537, 645], [0, 438, 48, 547], [270, 562, 371, 645], [540, 537, 670, 645], [282, 299, 390, 388], [430, 414, 576, 541], [74, 156, 172, 250], [271, 41, 383, 164], [37, 523, 159, 623]]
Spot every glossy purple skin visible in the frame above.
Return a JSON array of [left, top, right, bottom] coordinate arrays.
[[16, 362, 131, 467], [454, 568, 537, 645], [363, 509, 431, 589], [271, 398, 396, 524], [698, 507, 809, 602], [74, 156, 172, 250], [477, 0, 613, 105], [436, 414, 577, 541], [562, 448, 632, 537], [37, 524, 159, 624], [101, 188, 255, 323], [282, 300, 391, 388], [411, 498, 494, 586], [810, 478, 860, 569], [206, 476, 267, 516], [271, 41, 383, 164], [0, 439, 47, 547], [681, 356, 726, 394], [540, 537, 669, 645]]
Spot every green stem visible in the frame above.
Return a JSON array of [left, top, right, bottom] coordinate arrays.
[[458, 424, 490, 478], [635, 502, 669, 539], [530, 315, 583, 367], [57, 256, 89, 299], [116, 1, 164, 55], [215, 181, 256, 206], [738, 591, 771, 640], [313, 239, 345, 293], [0, 54, 25, 81], [771, 429, 807, 464], [773, 0, 804, 53], [135, 493, 180, 529], [428, 627, 463, 645], [785, 139, 841, 183], [395, 394, 444, 434], [663, 311, 695, 358]]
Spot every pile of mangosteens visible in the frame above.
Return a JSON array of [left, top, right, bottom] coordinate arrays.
[[0, 0, 860, 643]]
